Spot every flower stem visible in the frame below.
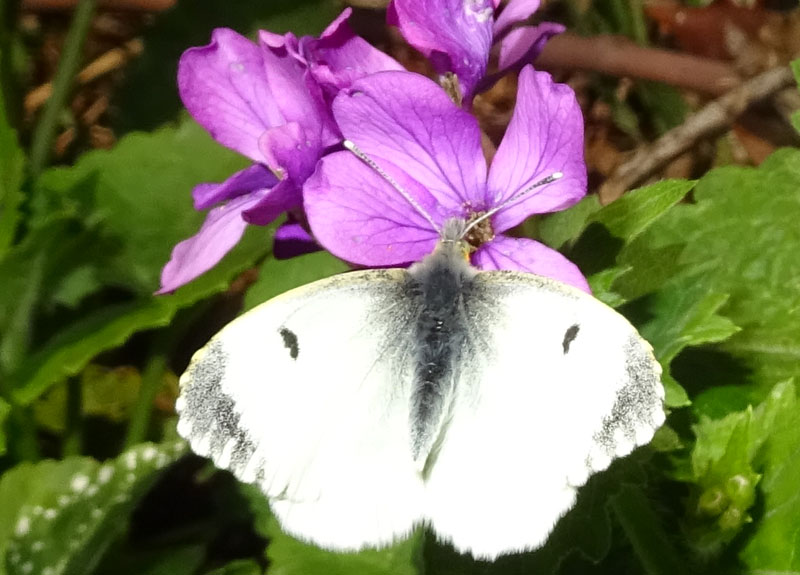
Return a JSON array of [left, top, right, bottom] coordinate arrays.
[[124, 349, 167, 449], [28, 0, 96, 178], [610, 483, 687, 575], [62, 377, 83, 456]]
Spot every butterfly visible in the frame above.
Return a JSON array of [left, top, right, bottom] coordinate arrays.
[[176, 142, 665, 560]]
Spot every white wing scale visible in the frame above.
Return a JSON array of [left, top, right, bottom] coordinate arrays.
[[177, 268, 664, 559]]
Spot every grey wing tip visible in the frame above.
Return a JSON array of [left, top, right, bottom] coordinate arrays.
[[587, 333, 666, 472], [176, 340, 260, 478]]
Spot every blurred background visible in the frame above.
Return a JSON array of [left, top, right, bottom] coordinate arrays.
[[0, 1, 799, 574]]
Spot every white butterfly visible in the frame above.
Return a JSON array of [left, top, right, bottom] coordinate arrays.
[[176, 142, 665, 560]]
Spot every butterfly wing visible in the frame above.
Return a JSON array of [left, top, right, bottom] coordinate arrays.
[[176, 269, 425, 550], [424, 271, 665, 559]]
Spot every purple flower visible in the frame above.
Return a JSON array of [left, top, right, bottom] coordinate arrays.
[[261, 8, 404, 104], [388, 0, 564, 103], [159, 12, 400, 293], [304, 65, 590, 292]]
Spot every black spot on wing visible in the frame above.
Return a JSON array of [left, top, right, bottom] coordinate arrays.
[[562, 324, 580, 354], [593, 334, 663, 455], [180, 341, 257, 476], [279, 327, 299, 360]]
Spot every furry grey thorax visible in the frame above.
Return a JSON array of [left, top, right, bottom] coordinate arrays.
[[405, 239, 478, 468]]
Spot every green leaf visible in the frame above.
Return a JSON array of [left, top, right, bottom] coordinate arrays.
[[635, 272, 740, 407], [739, 380, 800, 570], [590, 179, 695, 243], [8, 225, 267, 406], [243, 249, 349, 312], [0, 397, 9, 455], [35, 118, 252, 293], [682, 380, 798, 561], [642, 149, 800, 399], [206, 560, 263, 575], [0, 441, 185, 575], [240, 483, 421, 575], [587, 266, 629, 308], [0, 83, 24, 256], [536, 195, 601, 249], [34, 365, 144, 432]]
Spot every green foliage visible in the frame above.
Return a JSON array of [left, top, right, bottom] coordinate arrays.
[[0, 442, 185, 575], [0, 90, 24, 256], [0, 399, 9, 456], [2, 117, 271, 408]]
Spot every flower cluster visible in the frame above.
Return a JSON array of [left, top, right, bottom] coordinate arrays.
[[159, 1, 589, 294]]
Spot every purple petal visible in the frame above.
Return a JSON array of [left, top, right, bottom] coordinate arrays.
[[388, 0, 494, 100], [304, 151, 440, 266], [242, 179, 303, 226], [273, 218, 321, 259], [258, 33, 339, 146], [179, 28, 284, 162], [333, 71, 487, 212], [192, 164, 278, 210], [493, 0, 540, 38], [472, 235, 590, 292], [487, 65, 586, 233], [157, 191, 267, 294], [497, 22, 565, 71], [301, 8, 404, 97], [258, 122, 323, 185]]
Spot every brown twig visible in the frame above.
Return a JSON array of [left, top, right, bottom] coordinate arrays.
[[25, 38, 143, 114], [598, 65, 795, 203], [536, 33, 742, 96]]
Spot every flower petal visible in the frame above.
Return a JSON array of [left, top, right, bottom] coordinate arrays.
[[493, 0, 540, 37], [178, 28, 284, 162], [497, 22, 565, 72], [388, 0, 494, 100], [257, 33, 339, 146], [304, 151, 440, 266], [472, 235, 590, 292], [487, 65, 586, 232], [242, 179, 303, 226], [333, 71, 487, 212], [192, 164, 278, 210], [302, 8, 404, 97], [258, 122, 323, 185], [273, 218, 321, 259], [157, 191, 267, 294]]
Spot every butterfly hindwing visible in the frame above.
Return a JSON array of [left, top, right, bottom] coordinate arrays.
[[176, 269, 425, 549], [424, 271, 665, 559]]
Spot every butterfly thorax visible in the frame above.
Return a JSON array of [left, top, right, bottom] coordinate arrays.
[[406, 241, 478, 470]]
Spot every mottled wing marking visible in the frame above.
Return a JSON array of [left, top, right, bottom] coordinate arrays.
[[176, 341, 258, 477]]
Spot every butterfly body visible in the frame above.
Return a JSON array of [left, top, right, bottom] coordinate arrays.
[[176, 238, 665, 559]]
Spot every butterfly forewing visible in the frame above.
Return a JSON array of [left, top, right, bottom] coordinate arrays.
[[176, 269, 426, 549], [423, 271, 664, 559]]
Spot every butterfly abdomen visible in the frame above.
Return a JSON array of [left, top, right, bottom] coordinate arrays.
[[407, 244, 476, 466]]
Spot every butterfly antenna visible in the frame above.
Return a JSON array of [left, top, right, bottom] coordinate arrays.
[[343, 140, 441, 234], [459, 172, 563, 240]]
